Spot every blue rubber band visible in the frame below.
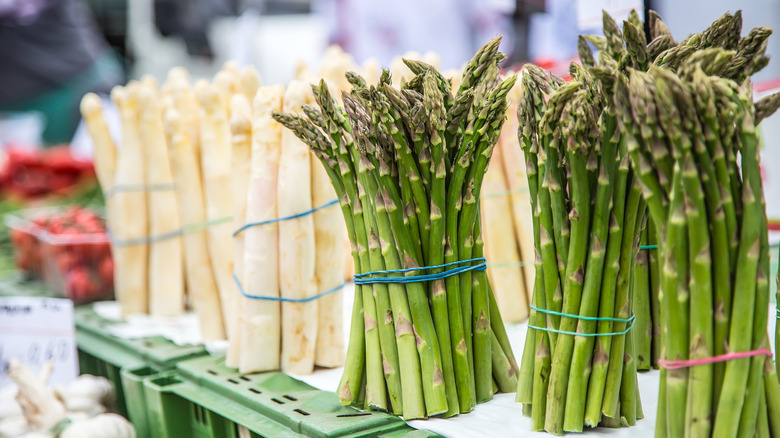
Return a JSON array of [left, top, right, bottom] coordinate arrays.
[[528, 304, 636, 337], [233, 271, 345, 302], [232, 199, 339, 236], [353, 257, 487, 285], [640, 244, 658, 250]]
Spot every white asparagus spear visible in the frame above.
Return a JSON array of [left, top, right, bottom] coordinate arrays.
[[444, 68, 464, 92], [80, 94, 120, 309], [223, 60, 240, 75], [317, 48, 355, 289], [169, 81, 201, 165], [164, 108, 226, 340], [320, 45, 355, 96], [295, 59, 313, 82], [422, 51, 441, 70], [214, 71, 237, 100], [238, 66, 262, 102], [166, 67, 190, 86], [498, 82, 535, 302], [226, 94, 253, 368], [278, 80, 318, 374], [480, 144, 529, 323], [390, 51, 421, 87], [240, 85, 285, 373], [141, 74, 159, 93], [312, 148, 345, 368], [79, 94, 116, 193], [138, 85, 185, 316], [361, 58, 381, 87], [110, 84, 148, 315], [196, 83, 235, 330]]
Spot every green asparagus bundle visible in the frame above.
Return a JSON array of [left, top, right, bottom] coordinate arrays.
[[515, 61, 645, 434], [578, 9, 777, 373], [614, 47, 780, 438], [272, 38, 519, 419]]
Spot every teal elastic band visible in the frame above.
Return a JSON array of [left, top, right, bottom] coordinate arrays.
[[109, 216, 233, 247], [233, 271, 344, 302], [640, 245, 658, 250], [104, 183, 176, 198], [528, 304, 636, 337], [232, 199, 339, 236], [354, 257, 487, 285]]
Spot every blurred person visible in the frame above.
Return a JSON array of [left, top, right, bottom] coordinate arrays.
[[314, 0, 515, 71], [0, 0, 123, 146]]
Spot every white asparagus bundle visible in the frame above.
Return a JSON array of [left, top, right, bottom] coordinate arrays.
[[164, 107, 226, 341], [109, 84, 148, 315], [138, 85, 185, 316], [240, 85, 285, 373], [226, 94, 253, 368], [312, 147, 345, 368], [480, 144, 529, 323], [196, 83, 235, 329], [277, 80, 318, 374], [498, 82, 535, 300]]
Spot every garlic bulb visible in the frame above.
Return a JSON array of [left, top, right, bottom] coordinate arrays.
[[60, 414, 135, 438]]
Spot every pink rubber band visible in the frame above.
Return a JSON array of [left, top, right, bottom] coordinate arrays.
[[658, 349, 773, 370]]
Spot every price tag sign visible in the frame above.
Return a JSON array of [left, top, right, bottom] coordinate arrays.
[[576, 0, 644, 30], [0, 297, 78, 388]]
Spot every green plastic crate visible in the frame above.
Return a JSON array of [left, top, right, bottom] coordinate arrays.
[[74, 305, 207, 431], [0, 274, 54, 297], [140, 355, 439, 438], [121, 366, 160, 438]]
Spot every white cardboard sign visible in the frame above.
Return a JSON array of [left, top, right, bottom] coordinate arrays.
[[0, 297, 78, 388]]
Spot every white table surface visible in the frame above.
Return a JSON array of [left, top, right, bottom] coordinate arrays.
[[292, 282, 779, 438]]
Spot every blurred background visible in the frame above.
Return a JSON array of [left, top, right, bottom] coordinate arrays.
[[2, 0, 780, 147]]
